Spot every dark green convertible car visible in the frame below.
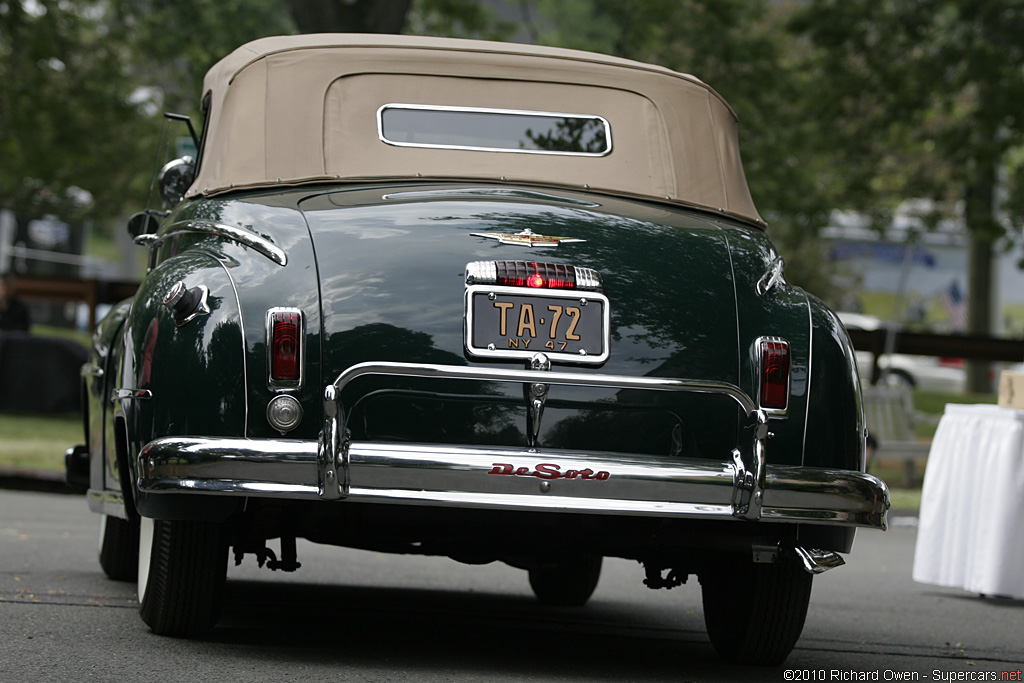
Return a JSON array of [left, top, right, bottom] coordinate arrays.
[[67, 34, 888, 665]]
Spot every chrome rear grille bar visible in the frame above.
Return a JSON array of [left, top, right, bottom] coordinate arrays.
[[319, 362, 767, 519]]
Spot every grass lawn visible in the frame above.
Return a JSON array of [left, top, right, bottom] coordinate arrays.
[[0, 411, 82, 472]]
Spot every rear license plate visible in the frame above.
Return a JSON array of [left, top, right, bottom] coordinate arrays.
[[465, 285, 610, 363]]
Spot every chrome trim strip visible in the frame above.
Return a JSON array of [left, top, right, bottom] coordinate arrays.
[[801, 293, 814, 467], [112, 388, 152, 401], [219, 257, 250, 436], [381, 188, 600, 207], [376, 103, 613, 157], [87, 488, 127, 518], [135, 436, 888, 530], [162, 220, 287, 266]]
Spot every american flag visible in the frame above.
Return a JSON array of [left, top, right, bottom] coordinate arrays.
[[940, 279, 967, 331]]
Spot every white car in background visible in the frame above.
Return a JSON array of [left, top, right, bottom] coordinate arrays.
[[838, 312, 966, 393]]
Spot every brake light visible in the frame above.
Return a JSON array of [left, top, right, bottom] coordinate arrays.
[[465, 261, 603, 291], [498, 261, 576, 289], [758, 337, 790, 412], [269, 309, 302, 383]]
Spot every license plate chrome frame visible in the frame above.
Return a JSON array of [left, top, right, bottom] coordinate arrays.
[[464, 284, 610, 364]]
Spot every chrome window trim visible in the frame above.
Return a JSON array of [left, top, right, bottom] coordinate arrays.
[[376, 103, 613, 157], [266, 307, 305, 391], [755, 335, 791, 418]]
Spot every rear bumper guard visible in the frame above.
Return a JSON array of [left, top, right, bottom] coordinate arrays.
[[136, 362, 889, 530]]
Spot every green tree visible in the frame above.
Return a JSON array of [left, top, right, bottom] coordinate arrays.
[[0, 0, 516, 226], [0, 1, 151, 220], [0, 0, 295, 221], [530, 0, 842, 300], [791, 0, 1024, 391], [110, 0, 294, 116]]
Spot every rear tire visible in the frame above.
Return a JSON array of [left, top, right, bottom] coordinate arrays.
[[700, 555, 812, 666], [528, 555, 602, 606], [137, 517, 228, 638], [98, 515, 139, 582]]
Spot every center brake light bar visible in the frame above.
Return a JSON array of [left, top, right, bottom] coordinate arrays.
[[466, 260, 603, 291]]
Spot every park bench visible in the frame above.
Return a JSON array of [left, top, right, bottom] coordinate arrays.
[[861, 384, 932, 487]]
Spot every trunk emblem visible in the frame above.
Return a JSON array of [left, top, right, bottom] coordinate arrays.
[[471, 228, 585, 248]]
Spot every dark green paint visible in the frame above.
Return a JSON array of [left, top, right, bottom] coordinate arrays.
[[90, 182, 864, 499]]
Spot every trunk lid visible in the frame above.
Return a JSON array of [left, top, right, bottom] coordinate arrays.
[[301, 185, 742, 458]]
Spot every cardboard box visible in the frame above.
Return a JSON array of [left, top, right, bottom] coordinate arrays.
[[997, 370, 1024, 409]]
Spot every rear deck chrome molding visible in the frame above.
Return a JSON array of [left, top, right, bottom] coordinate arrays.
[[136, 362, 889, 530]]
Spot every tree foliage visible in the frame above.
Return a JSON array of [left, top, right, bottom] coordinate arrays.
[[7, 0, 1022, 337], [0, 1, 150, 219], [530, 0, 841, 298], [791, 0, 1024, 388], [791, 1, 1024, 235]]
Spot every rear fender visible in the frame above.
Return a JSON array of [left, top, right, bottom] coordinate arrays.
[[116, 251, 247, 519], [723, 227, 811, 467], [804, 299, 865, 472]]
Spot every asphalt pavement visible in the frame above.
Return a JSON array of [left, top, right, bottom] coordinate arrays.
[[2, 479, 1022, 681]]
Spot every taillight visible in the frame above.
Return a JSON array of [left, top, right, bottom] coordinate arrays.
[[466, 261, 603, 291], [268, 308, 303, 384], [758, 337, 790, 413]]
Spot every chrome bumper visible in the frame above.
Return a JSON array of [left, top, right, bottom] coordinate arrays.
[[136, 362, 889, 530]]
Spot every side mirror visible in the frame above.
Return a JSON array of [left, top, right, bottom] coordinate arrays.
[[158, 156, 195, 207], [127, 211, 160, 240]]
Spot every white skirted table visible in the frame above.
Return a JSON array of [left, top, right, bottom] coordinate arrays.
[[912, 404, 1024, 599]]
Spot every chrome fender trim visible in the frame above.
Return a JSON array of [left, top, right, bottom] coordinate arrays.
[[159, 219, 287, 266]]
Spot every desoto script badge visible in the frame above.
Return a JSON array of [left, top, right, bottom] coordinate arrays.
[[471, 228, 586, 248]]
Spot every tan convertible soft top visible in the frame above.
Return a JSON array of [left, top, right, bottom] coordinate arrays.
[[190, 34, 763, 226]]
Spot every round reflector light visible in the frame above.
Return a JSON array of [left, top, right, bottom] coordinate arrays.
[[267, 395, 303, 433]]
